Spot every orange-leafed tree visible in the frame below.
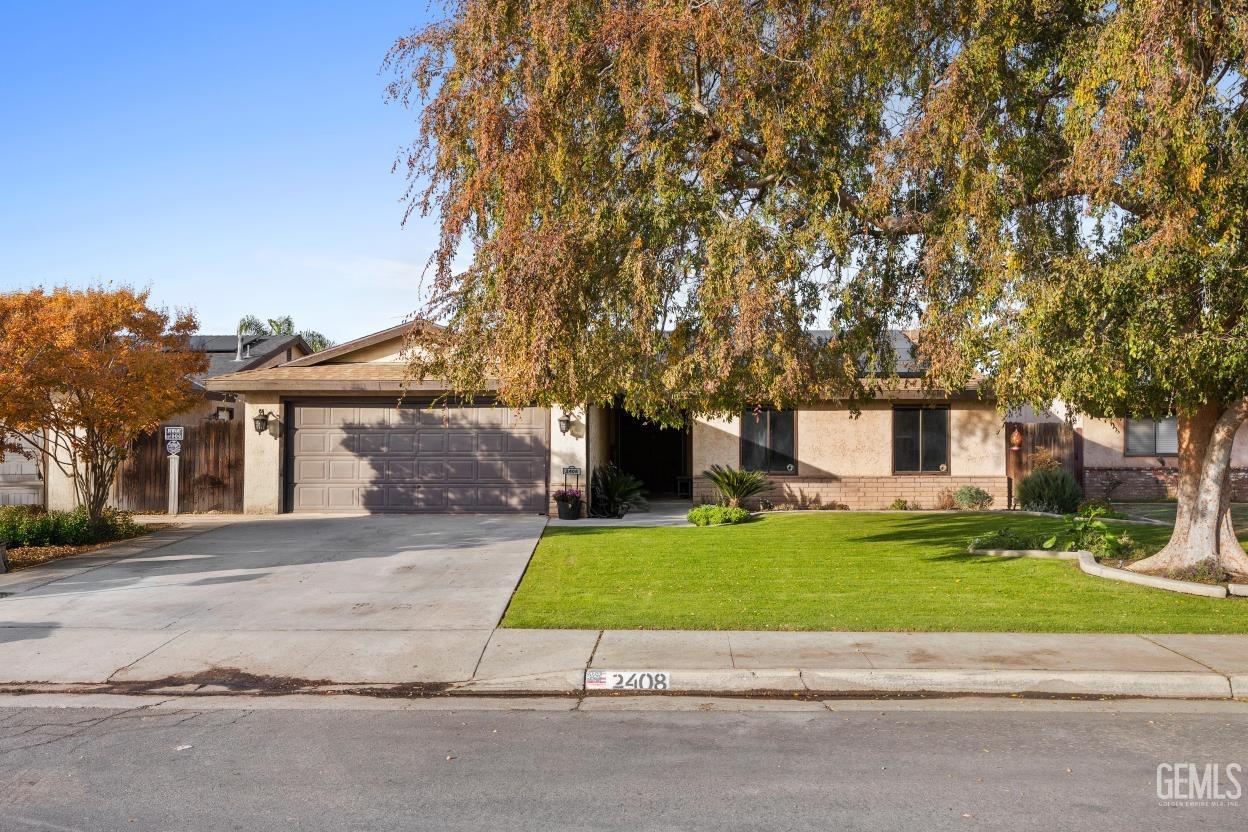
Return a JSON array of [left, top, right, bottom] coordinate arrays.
[[0, 287, 206, 524]]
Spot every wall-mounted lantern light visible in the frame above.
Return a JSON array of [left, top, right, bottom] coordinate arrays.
[[557, 413, 573, 435], [1009, 428, 1023, 451], [253, 409, 274, 435]]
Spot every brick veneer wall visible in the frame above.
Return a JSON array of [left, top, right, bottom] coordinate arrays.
[[694, 475, 1010, 511], [1084, 467, 1248, 501]]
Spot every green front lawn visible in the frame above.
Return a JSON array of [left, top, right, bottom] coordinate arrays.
[[503, 512, 1248, 633], [1111, 501, 1248, 531]]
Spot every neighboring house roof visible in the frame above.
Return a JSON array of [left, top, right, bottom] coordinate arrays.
[[190, 334, 311, 382], [204, 323, 423, 395]]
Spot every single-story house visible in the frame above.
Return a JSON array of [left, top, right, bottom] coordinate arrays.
[[202, 324, 1010, 514]]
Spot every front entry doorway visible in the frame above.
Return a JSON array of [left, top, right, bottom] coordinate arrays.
[[604, 401, 692, 499]]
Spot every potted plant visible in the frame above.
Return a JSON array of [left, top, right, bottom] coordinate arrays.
[[553, 488, 583, 520]]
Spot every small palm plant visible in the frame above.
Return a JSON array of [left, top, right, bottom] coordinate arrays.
[[589, 464, 648, 517], [703, 464, 771, 508]]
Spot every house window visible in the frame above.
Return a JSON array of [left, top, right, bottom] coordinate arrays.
[[893, 406, 949, 473], [1125, 417, 1178, 456], [740, 409, 796, 474]]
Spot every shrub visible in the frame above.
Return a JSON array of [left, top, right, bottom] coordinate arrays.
[[888, 498, 914, 511], [1028, 448, 1062, 472], [0, 506, 144, 547], [702, 465, 771, 508], [953, 485, 994, 511], [966, 528, 1045, 551], [1075, 498, 1126, 519], [1016, 468, 1083, 514], [1043, 514, 1140, 559], [933, 489, 956, 510], [687, 505, 751, 526], [589, 464, 647, 517]]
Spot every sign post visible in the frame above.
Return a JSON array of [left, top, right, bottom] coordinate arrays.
[[164, 427, 183, 516]]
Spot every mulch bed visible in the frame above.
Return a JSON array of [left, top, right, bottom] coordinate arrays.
[[4, 529, 155, 572], [5, 542, 116, 571]]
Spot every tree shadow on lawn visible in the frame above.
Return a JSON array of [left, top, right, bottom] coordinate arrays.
[[850, 511, 1173, 550]]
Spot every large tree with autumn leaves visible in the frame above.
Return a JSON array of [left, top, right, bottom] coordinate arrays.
[[388, 0, 1248, 574], [0, 288, 206, 524]]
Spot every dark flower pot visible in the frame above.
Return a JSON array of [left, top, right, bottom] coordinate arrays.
[[556, 498, 581, 520]]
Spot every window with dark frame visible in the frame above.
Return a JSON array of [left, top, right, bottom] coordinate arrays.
[[1125, 417, 1178, 456], [740, 408, 796, 474], [892, 406, 949, 474]]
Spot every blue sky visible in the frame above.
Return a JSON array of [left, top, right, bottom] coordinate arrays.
[[0, 1, 443, 343]]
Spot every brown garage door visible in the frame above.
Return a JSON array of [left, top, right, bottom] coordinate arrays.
[[285, 400, 549, 513]]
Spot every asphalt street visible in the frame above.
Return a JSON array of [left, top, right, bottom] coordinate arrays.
[[0, 697, 1245, 831]]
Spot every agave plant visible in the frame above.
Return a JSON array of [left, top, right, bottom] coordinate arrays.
[[589, 464, 648, 518], [703, 464, 771, 508]]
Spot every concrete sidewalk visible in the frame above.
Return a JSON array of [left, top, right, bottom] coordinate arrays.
[[459, 629, 1248, 699], [2, 623, 1244, 700]]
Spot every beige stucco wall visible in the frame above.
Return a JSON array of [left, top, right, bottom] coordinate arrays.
[[1083, 416, 1248, 469], [693, 401, 1004, 478], [242, 393, 283, 513], [324, 337, 405, 364], [549, 407, 588, 507], [587, 404, 609, 479], [950, 401, 1007, 476], [692, 414, 741, 476]]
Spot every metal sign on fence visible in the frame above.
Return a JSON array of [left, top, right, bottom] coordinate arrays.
[[164, 426, 184, 442]]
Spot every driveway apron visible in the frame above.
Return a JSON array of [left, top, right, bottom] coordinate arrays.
[[0, 514, 547, 686]]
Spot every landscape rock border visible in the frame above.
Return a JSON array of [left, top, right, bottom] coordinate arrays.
[[970, 548, 1245, 599]]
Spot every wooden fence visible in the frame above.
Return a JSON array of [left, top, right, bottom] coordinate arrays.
[[1005, 421, 1083, 506], [112, 420, 244, 513]]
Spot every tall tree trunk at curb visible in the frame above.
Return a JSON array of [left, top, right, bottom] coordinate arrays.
[[1130, 400, 1248, 576]]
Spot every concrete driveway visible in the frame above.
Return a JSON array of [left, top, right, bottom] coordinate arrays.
[[0, 514, 547, 687]]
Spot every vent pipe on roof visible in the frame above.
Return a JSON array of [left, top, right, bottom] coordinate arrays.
[[236, 334, 244, 361]]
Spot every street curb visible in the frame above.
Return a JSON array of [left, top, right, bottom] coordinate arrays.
[[797, 669, 1232, 699]]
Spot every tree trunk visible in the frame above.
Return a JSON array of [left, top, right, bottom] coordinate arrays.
[[1129, 400, 1248, 576]]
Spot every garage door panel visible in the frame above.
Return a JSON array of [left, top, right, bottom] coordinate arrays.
[[356, 406, 389, 428], [298, 407, 330, 427], [388, 432, 417, 454], [328, 460, 358, 481], [326, 487, 358, 509], [288, 400, 548, 513], [507, 433, 540, 453], [387, 460, 416, 480], [477, 432, 506, 452], [295, 486, 327, 509], [295, 459, 329, 481], [412, 486, 447, 509], [418, 432, 448, 454]]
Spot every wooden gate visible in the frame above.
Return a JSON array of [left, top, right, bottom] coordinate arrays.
[[112, 420, 244, 513], [1005, 421, 1083, 503]]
